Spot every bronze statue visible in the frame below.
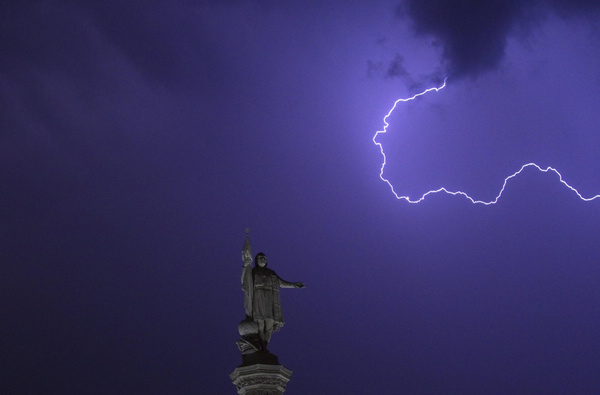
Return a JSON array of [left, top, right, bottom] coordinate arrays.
[[238, 231, 304, 355]]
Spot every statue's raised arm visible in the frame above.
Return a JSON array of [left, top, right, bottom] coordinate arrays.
[[241, 230, 253, 318]]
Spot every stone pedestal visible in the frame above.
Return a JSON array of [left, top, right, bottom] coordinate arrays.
[[230, 363, 292, 395]]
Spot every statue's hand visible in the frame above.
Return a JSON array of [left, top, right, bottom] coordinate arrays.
[[242, 251, 252, 266], [295, 282, 305, 289]]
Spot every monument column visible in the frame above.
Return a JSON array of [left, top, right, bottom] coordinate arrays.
[[230, 230, 304, 394]]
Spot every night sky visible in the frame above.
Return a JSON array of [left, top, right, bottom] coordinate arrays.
[[3, 1, 600, 393]]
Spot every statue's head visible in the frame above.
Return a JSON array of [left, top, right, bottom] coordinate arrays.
[[255, 252, 267, 268]]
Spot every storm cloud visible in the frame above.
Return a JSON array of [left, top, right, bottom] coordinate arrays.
[[398, 0, 600, 79]]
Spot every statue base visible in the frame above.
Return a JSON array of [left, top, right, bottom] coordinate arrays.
[[230, 356, 293, 395], [240, 350, 279, 367]]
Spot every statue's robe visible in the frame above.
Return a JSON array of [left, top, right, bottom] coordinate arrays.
[[252, 267, 285, 331]]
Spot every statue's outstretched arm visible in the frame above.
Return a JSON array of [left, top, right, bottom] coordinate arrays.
[[278, 276, 305, 289]]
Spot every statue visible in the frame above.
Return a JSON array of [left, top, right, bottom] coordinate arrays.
[[237, 230, 305, 357]]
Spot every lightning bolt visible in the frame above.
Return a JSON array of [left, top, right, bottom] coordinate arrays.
[[373, 79, 600, 204]]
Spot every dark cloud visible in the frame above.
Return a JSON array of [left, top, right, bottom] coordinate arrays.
[[387, 54, 409, 78], [398, 0, 600, 79], [367, 54, 409, 81]]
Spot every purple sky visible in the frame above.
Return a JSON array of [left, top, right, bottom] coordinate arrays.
[[2, 1, 600, 393]]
